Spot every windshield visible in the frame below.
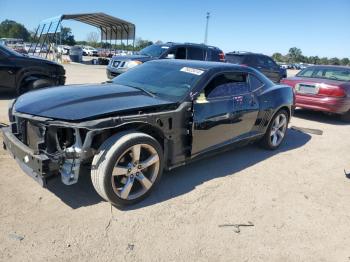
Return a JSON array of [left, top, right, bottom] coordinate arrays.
[[112, 62, 205, 101], [0, 44, 22, 56], [297, 67, 350, 82], [139, 44, 169, 57]]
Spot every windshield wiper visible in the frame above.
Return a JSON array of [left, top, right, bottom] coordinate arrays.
[[124, 85, 157, 98]]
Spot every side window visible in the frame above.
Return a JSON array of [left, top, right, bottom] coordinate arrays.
[[204, 72, 249, 99], [187, 47, 204, 60], [174, 47, 186, 59], [256, 56, 266, 68], [266, 58, 278, 70], [249, 75, 264, 91]]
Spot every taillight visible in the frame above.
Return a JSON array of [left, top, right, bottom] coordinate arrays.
[[219, 52, 225, 61], [318, 85, 346, 97]]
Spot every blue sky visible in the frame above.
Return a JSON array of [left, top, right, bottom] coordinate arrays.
[[0, 0, 349, 58]]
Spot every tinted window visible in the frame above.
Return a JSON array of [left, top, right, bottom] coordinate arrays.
[[266, 57, 278, 69], [249, 75, 264, 90], [256, 56, 267, 67], [225, 54, 245, 64], [175, 47, 186, 59], [139, 44, 169, 57], [113, 62, 205, 101], [205, 72, 249, 98], [187, 47, 204, 60]]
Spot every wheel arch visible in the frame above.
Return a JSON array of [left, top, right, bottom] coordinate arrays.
[[92, 121, 166, 152]]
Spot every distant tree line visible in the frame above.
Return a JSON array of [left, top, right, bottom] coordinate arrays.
[[272, 47, 349, 66]]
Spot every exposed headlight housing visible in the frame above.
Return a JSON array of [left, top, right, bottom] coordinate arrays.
[[125, 60, 142, 68]]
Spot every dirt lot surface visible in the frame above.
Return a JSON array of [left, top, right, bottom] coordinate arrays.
[[1, 65, 350, 262]]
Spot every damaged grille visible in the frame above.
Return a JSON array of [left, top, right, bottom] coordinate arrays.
[[12, 117, 45, 152]]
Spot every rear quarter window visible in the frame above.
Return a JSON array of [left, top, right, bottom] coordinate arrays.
[[226, 54, 245, 64], [187, 47, 204, 60]]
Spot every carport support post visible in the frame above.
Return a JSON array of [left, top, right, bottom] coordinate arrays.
[[34, 24, 46, 56], [46, 20, 61, 59], [39, 22, 52, 57], [29, 25, 40, 55]]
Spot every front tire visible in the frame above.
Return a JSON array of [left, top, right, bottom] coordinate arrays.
[[91, 132, 164, 207], [340, 110, 350, 122], [260, 109, 289, 150]]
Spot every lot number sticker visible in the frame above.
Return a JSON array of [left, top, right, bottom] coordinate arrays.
[[180, 67, 204, 76]]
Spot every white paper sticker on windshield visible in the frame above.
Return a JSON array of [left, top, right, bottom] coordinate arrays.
[[180, 67, 204, 76], [161, 46, 169, 49]]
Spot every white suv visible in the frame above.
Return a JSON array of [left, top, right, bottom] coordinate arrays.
[[82, 46, 98, 56]]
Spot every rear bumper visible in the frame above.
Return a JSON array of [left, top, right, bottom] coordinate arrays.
[[2, 127, 59, 186], [295, 95, 350, 114]]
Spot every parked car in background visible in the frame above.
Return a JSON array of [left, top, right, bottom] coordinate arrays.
[[106, 42, 225, 79], [225, 52, 283, 83], [57, 45, 71, 55], [2, 60, 294, 206], [0, 44, 65, 95], [281, 65, 350, 121], [82, 46, 98, 56]]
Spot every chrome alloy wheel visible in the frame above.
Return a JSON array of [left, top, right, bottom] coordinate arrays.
[[270, 113, 287, 147], [111, 144, 160, 200]]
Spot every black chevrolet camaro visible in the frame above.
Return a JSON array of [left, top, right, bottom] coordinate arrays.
[[2, 60, 294, 206]]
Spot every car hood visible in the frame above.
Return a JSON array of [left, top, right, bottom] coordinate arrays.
[[111, 54, 154, 62], [14, 84, 175, 121]]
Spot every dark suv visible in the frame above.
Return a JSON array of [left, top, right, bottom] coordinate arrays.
[[0, 44, 65, 95], [225, 52, 286, 83], [106, 42, 225, 79]]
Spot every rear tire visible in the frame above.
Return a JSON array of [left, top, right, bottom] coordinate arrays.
[[260, 109, 289, 150], [91, 132, 164, 207]]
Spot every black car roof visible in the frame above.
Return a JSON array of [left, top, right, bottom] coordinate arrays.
[[226, 51, 265, 56], [157, 42, 222, 51]]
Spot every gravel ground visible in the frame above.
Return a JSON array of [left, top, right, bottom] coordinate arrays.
[[1, 65, 350, 262]]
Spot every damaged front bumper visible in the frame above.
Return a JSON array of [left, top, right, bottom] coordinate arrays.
[[2, 127, 59, 186]]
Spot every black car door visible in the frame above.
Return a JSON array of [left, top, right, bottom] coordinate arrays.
[[0, 50, 16, 90], [191, 71, 258, 154], [230, 72, 260, 139]]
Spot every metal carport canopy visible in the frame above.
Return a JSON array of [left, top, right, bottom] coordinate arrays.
[[61, 13, 135, 40]]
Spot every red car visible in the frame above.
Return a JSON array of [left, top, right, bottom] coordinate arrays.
[[281, 65, 350, 121]]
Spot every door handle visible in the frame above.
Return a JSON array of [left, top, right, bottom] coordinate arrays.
[[8, 70, 14, 75]]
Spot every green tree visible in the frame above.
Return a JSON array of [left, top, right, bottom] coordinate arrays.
[[288, 47, 303, 63], [309, 56, 320, 65], [272, 52, 284, 62], [319, 57, 329, 65], [340, 58, 350, 66], [329, 57, 340, 65], [135, 37, 153, 50], [53, 27, 75, 45], [0, 19, 30, 41]]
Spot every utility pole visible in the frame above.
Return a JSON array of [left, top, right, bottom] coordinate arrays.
[[204, 12, 210, 45]]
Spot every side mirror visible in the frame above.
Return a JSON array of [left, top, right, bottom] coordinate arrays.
[[166, 53, 175, 59]]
